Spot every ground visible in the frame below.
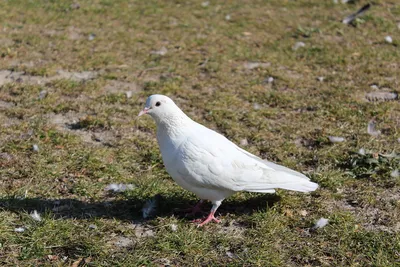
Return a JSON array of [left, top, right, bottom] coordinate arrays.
[[0, 0, 399, 266]]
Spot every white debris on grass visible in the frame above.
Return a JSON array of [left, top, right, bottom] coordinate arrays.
[[30, 210, 42, 221], [114, 236, 134, 248], [243, 62, 271, 70], [391, 169, 399, 178], [328, 136, 345, 143], [225, 14, 231, 21], [33, 144, 39, 152], [142, 195, 160, 219], [105, 183, 135, 193], [292, 41, 306, 51], [39, 90, 48, 100], [125, 91, 133, 98], [170, 224, 178, 232], [150, 47, 168, 56], [367, 120, 381, 136], [358, 148, 366, 155], [385, 36, 393, 44], [14, 227, 25, 233], [366, 91, 398, 102], [201, 1, 209, 7], [88, 33, 96, 41], [253, 103, 261, 110], [312, 218, 329, 230]]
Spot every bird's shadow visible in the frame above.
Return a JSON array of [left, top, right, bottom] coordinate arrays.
[[0, 193, 281, 222]]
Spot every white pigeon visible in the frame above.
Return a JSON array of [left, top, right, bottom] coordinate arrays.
[[138, 94, 318, 226]]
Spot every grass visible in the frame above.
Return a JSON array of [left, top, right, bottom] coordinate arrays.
[[1, 0, 400, 265]]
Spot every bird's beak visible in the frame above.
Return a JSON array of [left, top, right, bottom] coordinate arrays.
[[137, 107, 150, 117]]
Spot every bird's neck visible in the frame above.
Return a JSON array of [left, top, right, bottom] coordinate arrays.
[[155, 111, 192, 138]]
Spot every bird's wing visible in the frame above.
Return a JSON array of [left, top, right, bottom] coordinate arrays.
[[180, 123, 317, 193]]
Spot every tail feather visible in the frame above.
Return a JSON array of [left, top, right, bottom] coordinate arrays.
[[274, 180, 319, 193], [236, 146, 319, 193], [243, 171, 319, 193]]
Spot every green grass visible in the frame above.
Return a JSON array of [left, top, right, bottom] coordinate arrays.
[[1, 0, 400, 265]]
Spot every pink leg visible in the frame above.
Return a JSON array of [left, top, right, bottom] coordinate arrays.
[[197, 210, 221, 227], [195, 200, 222, 227]]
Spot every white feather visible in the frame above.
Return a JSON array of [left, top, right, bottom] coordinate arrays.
[[30, 210, 42, 221], [313, 218, 329, 229]]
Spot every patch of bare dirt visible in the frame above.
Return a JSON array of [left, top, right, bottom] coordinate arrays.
[[330, 188, 400, 233], [103, 80, 140, 95], [47, 112, 119, 146], [0, 100, 14, 109], [217, 220, 246, 238], [0, 69, 98, 86]]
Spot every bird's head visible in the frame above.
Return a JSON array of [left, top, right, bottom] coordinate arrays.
[[138, 94, 184, 124]]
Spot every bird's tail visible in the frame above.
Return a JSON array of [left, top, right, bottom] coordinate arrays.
[[243, 169, 319, 193]]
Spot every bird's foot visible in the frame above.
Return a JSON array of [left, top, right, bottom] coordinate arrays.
[[193, 212, 221, 227]]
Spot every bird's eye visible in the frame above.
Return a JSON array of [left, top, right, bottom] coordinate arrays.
[[155, 101, 161, 107]]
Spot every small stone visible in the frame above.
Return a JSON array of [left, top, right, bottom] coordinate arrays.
[[39, 90, 48, 100], [267, 77, 274, 83], [391, 169, 399, 178], [299, 210, 308, 216], [358, 148, 366, 155], [0, 153, 13, 161], [317, 76, 324, 82], [0, 100, 15, 109], [70, 2, 80, 9], [240, 138, 248, 146], [328, 136, 345, 143], [367, 120, 381, 136], [385, 36, 393, 44], [157, 258, 171, 266], [33, 144, 39, 152], [201, 1, 209, 7], [370, 84, 379, 90], [135, 228, 155, 238], [253, 103, 261, 110], [125, 91, 133, 98], [225, 14, 231, 21], [366, 91, 398, 102], [243, 62, 270, 70], [88, 33, 96, 41], [150, 47, 168, 56], [292, 42, 306, 51], [88, 224, 97, 230]]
